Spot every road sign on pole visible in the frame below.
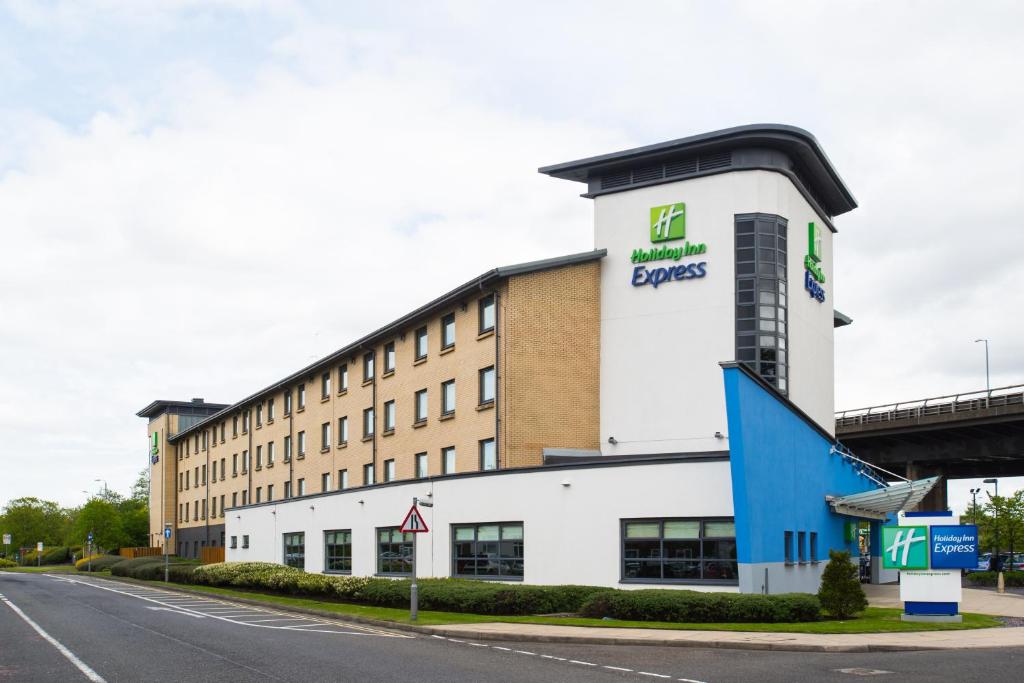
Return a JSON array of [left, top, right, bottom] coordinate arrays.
[[164, 524, 173, 582], [400, 505, 429, 534], [2, 534, 10, 545], [36, 542, 43, 567]]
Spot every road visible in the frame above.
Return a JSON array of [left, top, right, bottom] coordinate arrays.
[[2, 571, 1023, 682]]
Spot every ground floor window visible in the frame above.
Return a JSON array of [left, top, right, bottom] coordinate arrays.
[[452, 522, 523, 580], [324, 530, 352, 573], [622, 518, 737, 583], [376, 527, 413, 575], [283, 532, 305, 569]]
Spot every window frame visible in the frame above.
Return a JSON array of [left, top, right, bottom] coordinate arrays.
[[383, 341, 396, 374], [414, 326, 428, 360], [384, 458, 396, 482], [451, 522, 524, 581], [414, 388, 428, 423], [383, 400, 396, 432], [415, 452, 428, 479], [620, 517, 738, 586], [479, 438, 497, 471], [376, 526, 413, 576], [321, 371, 331, 399], [441, 312, 456, 349], [441, 379, 455, 416], [324, 529, 352, 574], [442, 446, 456, 474], [283, 532, 305, 570], [363, 351, 375, 382], [479, 366, 495, 405], [478, 293, 495, 334]]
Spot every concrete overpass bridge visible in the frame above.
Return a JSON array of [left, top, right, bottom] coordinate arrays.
[[835, 384, 1024, 511]]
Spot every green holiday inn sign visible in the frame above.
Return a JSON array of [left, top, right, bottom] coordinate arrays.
[[882, 525, 929, 570], [631, 202, 707, 264]]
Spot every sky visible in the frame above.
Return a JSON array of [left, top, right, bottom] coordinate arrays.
[[1, 0, 1022, 515]]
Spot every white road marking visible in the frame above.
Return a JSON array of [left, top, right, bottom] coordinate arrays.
[[638, 673, 671, 679], [514, 650, 536, 656], [49, 577, 408, 638], [604, 665, 634, 672], [678, 679, 709, 683], [0, 591, 107, 682], [569, 660, 597, 666], [492, 646, 512, 651], [144, 606, 205, 618]]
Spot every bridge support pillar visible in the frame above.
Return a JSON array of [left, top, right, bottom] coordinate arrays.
[[906, 462, 948, 512]]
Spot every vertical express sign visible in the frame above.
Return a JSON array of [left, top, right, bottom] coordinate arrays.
[[631, 203, 708, 289], [804, 222, 826, 303]]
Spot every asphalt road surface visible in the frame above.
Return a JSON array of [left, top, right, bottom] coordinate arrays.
[[2, 571, 1023, 682]]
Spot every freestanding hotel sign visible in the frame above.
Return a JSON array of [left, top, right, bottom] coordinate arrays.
[[885, 512, 978, 622]]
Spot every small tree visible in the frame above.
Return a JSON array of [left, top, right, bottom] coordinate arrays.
[[817, 549, 867, 619]]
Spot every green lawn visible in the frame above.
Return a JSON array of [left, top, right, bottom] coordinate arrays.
[[0, 565, 77, 573], [119, 578, 1001, 634]]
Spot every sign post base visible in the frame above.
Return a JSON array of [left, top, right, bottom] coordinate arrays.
[[900, 614, 962, 623]]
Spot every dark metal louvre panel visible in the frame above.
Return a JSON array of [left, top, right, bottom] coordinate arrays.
[[631, 165, 664, 183], [664, 157, 697, 177], [601, 170, 631, 189], [698, 150, 732, 171]]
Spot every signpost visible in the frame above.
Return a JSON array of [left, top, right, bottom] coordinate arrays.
[[2, 533, 10, 561], [36, 542, 43, 568], [87, 531, 94, 572], [164, 524, 172, 583], [400, 498, 431, 621]]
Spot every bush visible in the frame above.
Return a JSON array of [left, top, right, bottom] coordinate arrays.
[[75, 554, 127, 572], [579, 589, 820, 623], [110, 556, 200, 582], [0, 558, 17, 568], [817, 550, 867, 618], [20, 546, 71, 566], [964, 571, 1024, 588]]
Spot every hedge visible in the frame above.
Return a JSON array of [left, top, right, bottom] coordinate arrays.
[[578, 589, 821, 623], [110, 556, 201, 582], [0, 558, 17, 568], [20, 546, 71, 566], [190, 563, 609, 616], [964, 571, 1024, 588], [75, 554, 127, 572]]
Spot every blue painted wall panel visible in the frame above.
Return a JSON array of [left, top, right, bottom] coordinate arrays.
[[723, 366, 881, 565]]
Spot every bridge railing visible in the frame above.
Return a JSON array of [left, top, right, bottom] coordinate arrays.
[[836, 384, 1024, 428]]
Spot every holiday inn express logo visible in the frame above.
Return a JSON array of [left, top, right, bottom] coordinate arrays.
[[882, 525, 929, 570], [650, 203, 686, 242]]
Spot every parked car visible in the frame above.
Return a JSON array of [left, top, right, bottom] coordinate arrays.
[[966, 553, 991, 573]]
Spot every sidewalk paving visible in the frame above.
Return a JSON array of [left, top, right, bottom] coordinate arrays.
[[864, 582, 1024, 618], [428, 621, 1024, 652]]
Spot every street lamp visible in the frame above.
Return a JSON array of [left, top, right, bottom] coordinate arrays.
[[94, 479, 109, 497], [985, 478, 1000, 572], [970, 488, 981, 525], [974, 339, 990, 392]]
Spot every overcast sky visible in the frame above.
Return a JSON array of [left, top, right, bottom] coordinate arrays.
[[1, 1, 1021, 516]]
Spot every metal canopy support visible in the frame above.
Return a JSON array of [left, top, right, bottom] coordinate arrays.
[[826, 476, 941, 521]]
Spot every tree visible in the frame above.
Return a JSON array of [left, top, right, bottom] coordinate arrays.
[[0, 498, 67, 554], [72, 498, 126, 552], [817, 549, 867, 619], [982, 492, 1024, 567]]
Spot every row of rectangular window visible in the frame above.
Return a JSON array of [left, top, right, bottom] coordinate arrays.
[[254, 517, 734, 584], [178, 296, 496, 458], [783, 529, 819, 565]]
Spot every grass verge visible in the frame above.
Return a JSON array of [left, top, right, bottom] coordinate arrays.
[[0, 565, 77, 574], [119, 578, 1000, 633]]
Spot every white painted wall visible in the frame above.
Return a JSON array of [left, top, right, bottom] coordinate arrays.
[[595, 169, 835, 457], [227, 459, 735, 591]]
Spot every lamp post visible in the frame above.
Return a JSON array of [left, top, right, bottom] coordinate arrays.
[[974, 339, 990, 393], [985, 478, 1000, 572], [94, 479, 109, 498], [970, 488, 981, 525]]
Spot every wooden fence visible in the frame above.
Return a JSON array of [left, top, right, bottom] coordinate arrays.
[[119, 546, 164, 559], [200, 547, 225, 564]]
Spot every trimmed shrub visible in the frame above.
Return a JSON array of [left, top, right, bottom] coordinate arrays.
[[20, 546, 72, 566], [965, 571, 1024, 588], [110, 556, 200, 582], [817, 550, 867, 618], [75, 554, 126, 572], [0, 558, 17, 568], [579, 589, 820, 623]]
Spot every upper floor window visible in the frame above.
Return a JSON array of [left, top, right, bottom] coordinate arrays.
[[442, 446, 456, 474], [297, 431, 306, 456], [283, 435, 292, 462], [242, 411, 250, 434], [364, 463, 375, 486], [267, 398, 275, 421], [338, 469, 349, 490], [479, 366, 495, 405], [298, 383, 306, 410], [415, 452, 428, 479], [414, 389, 428, 423], [384, 458, 396, 482], [338, 416, 348, 445], [735, 214, 788, 394], [441, 312, 456, 349], [383, 342, 396, 374], [255, 403, 263, 427], [383, 400, 396, 432], [233, 415, 239, 436], [479, 294, 495, 333], [339, 364, 348, 392], [267, 441, 275, 466], [415, 327, 428, 360], [363, 407, 375, 438], [441, 379, 456, 415], [480, 438, 496, 471], [321, 422, 331, 451], [283, 390, 292, 416], [321, 372, 331, 399], [363, 352, 375, 381]]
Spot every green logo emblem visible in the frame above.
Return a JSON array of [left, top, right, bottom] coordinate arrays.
[[882, 526, 929, 570], [804, 222, 825, 284], [650, 203, 686, 243]]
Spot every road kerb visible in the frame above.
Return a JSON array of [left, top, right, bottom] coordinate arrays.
[[92, 575, 995, 653]]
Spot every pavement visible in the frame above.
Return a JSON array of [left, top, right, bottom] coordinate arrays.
[[4, 570, 1024, 682], [863, 582, 1024, 617]]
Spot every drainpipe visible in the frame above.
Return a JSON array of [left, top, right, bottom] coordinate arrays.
[[494, 290, 501, 469], [205, 427, 211, 547]]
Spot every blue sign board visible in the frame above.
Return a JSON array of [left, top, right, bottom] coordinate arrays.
[[164, 527, 172, 540], [929, 524, 979, 569], [87, 532, 93, 543]]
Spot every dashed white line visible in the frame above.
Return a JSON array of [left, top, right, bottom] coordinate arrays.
[[492, 646, 512, 651], [513, 650, 536, 656], [0, 592, 107, 682], [467, 642, 488, 647], [638, 673, 672, 679], [604, 665, 634, 672], [569, 659, 597, 666]]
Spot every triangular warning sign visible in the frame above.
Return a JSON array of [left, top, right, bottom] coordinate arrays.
[[400, 504, 430, 533]]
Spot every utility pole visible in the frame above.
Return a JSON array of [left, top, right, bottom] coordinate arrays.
[[970, 488, 981, 526]]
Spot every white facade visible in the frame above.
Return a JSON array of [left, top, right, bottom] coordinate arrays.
[[228, 459, 735, 590], [595, 169, 835, 457]]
